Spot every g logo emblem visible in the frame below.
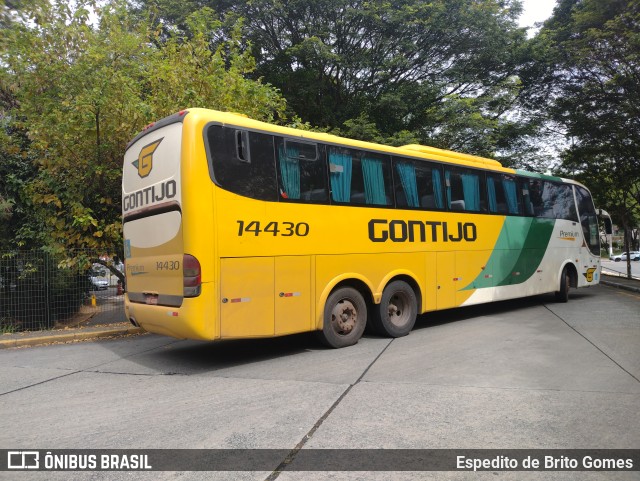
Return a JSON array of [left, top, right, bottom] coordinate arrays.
[[133, 138, 163, 178]]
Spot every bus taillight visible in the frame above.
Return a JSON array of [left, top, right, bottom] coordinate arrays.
[[183, 254, 201, 297]]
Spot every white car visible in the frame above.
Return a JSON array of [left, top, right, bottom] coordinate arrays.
[[88, 267, 109, 290], [611, 251, 640, 262], [89, 276, 109, 290]]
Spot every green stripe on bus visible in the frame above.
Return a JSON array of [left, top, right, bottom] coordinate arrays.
[[462, 217, 555, 290]]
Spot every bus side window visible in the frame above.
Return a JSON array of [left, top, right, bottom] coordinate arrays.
[[444, 167, 486, 212], [559, 184, 578, 221], [539, 182, 578, 221], [358, 153, 392, 206], [519, 178, 538, 216], [328, 147, 352, 203], [575, 186, 600, 255], [394, 158, 444, 210], [207, 126, 278, 201], [487, 174, 520, 215], [276, 138, 328, 202], [330, 147, 391, 206]]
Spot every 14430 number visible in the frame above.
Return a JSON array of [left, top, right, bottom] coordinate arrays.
[[237, 221, 309, 237]]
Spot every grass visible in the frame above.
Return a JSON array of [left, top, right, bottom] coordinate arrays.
[[0, 320, 18, 334]]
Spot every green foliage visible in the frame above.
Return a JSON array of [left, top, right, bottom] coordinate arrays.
[[147, 0, 530, 160], [524, 0, 640, 276], [536, 0, 640, 228], [0, 0, 286, 255]]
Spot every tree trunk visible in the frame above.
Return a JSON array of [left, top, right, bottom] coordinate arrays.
[[623, 223, 632, 279]]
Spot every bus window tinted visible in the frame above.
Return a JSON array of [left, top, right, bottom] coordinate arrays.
[[539, 182, 578, 221], [487, 174, 520, 215], [520, 178, 578, 221], [329, 147, 392, 206], [207, 125, 277, 201], [444, 167, 487, 212], [575, 186, 600, 256], [277, 138, 328, 202], [520, 178, 543, 216], [394, 159, 444, 210]]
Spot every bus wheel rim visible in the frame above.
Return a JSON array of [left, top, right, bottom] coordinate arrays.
[[387, 292, 411, 327], [331, 299, 357, 335]]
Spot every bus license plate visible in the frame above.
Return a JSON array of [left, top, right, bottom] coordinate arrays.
[[145, 295, 158, 305]]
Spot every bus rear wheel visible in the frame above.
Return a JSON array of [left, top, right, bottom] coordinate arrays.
[[555, 266, 571, 303], [372, 280, 417, 338], [318, 287, 367, 348]]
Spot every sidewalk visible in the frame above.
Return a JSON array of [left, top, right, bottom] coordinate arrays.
[[600, 273, 640, 294], [0, 301, 144, 349], [1, 274, 637, 350]]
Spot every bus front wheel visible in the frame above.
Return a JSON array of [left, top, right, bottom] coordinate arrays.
[[318, 287, 367, 348], [372, 280, 417, 338], [555, 266, 571, 303]]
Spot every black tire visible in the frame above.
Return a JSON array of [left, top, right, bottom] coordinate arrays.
[[371, 280, 417, 337], [555, 266, 570, 303], [317, 287, 367, 348]]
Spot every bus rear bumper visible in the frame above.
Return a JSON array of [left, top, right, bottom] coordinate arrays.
[[124, 283, 216, 341]]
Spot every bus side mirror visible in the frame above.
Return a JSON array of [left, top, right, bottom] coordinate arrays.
[[603, 218, 612, 235]]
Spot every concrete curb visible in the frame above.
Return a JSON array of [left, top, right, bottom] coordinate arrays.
[[600, 278, 640, 294], [0, 326, 145, 349]]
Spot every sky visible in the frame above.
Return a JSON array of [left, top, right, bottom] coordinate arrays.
[[518, 0, 557, 31]]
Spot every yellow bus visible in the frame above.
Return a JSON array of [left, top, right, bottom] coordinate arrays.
[[122, 108, 601, 348]]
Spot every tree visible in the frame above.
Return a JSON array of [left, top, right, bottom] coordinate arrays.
[[1, 0, 286, 276], [143, 0, 532, 161], [533, 0, 640, 277]]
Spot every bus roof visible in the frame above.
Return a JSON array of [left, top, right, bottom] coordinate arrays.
[[141, 108, 577, 185], [180, 109, 512, 173]]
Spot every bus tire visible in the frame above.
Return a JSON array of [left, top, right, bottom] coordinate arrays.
[[318, 287, 367, 348], [555, 266, 570, 303], [372, 280, 417, 338]]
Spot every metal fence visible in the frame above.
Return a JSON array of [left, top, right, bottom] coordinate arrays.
[[0, 250, 125, 333]]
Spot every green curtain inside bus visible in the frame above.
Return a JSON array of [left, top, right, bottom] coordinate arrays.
[[487, 176, 498, 212], [432, 169, 444, 209], [362, 157, 387, 205], [502, 178, 518, 214], [278, 145, 300, 199], [461, 173, 480, 211], [396, 162, 419, 207], [329, 151, 352, 202]]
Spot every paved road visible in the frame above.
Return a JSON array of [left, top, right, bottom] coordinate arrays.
[[1, 284, 639, 480]]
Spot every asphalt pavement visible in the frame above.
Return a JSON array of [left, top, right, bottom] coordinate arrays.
[[1, 274, 638, 349], [0, 282, 638, 480]]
